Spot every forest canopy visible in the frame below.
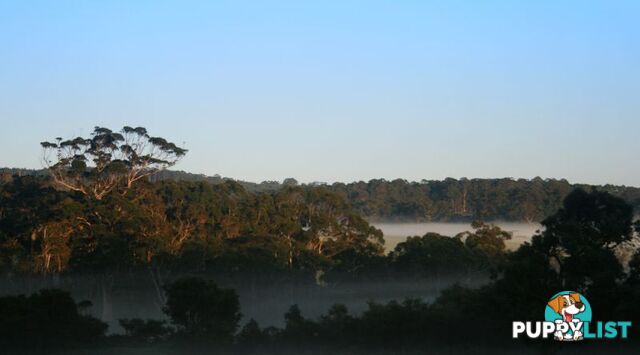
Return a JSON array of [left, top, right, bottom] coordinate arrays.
[[0, 127, 384, 276], [5, 167, 639, 222]]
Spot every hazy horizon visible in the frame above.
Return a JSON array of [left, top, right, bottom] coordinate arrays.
[[3, 165, 639, 189], [1, 1, 639, 186], [373, 221, 541, 252]]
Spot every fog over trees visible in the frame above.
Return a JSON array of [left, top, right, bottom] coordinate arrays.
[[1, 126, 639, 353]]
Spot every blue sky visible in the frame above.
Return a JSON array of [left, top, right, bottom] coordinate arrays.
[[1, 0, 639, 185]]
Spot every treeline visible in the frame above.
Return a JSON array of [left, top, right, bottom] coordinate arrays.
[[331, 177, 640, 222], [0, 174, 512, 281], [120, 170, 640, 222], [6, 168, 640, 223], [0, 176, 384, 277]]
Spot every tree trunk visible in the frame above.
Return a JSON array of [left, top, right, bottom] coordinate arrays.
[[462, 188, 468, 213]]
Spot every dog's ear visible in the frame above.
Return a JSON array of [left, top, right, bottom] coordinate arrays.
[[547, 296, 562, 313], [569, 293, 581, 303]]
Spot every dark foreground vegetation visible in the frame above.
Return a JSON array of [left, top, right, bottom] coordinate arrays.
[[4, 186, 640, 353], [1, 127, 639, 353]]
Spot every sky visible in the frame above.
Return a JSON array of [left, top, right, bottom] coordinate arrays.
[[0, 0, 639, 186]]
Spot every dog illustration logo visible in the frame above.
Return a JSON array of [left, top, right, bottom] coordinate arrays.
[[544, 291, 592, 341], [513, 291, 630, 340]]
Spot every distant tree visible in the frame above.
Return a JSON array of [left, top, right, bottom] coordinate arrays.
[[0, 175, 66, 273], [163, 277, 241, 342], [389, 232, 475, 277], [303, 186, 384, 261], [282, 178, 299, 187], [41, 126, 187, 200], [457, 221, 512, 273]]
